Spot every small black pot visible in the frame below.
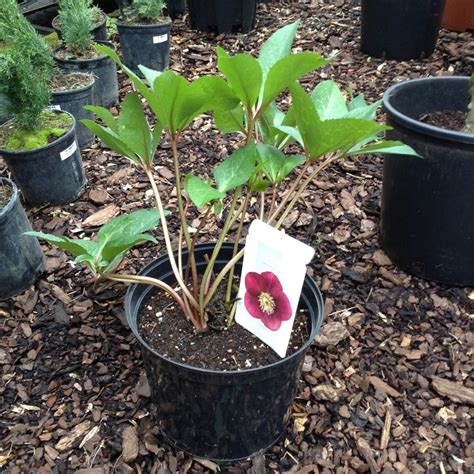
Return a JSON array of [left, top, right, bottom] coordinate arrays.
[[0, 178, 44, 300], [0, 111, 86, 206], [166, 0, 186, 19], [51, 74, 95, 149], [360, 0, 446, 60], [381, 77, 474, 286], [117, 20, 171, 76], [52, 12, 108, 42], [125, 243, 324, 462], [53, 41, 119, 108], [188, 0, 257, 34]]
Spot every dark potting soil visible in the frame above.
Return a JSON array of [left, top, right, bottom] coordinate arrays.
[[0, 181, 12, 209], [418, 110, 468, 132], [119, 13, 171, 25], [50, 71, 94, 92], [55, 45, 104, 61], [138, 288, 311, 371]]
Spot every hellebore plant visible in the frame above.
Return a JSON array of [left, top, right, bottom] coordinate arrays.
[[28, 21, 418, 332]]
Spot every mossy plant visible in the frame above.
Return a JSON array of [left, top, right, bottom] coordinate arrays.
[[0, 111, 73, 151]]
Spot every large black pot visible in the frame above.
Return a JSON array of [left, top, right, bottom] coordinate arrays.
[[188, 0, 257, 34], [0, 178, 44, 300], [0, 111, 86, 206], [117, 20, 171, 76], [52, 12, 107, 42], [381, 77, 474, 286], [125, 243, 324, 462], [53, 41, 119, 108], [361, 0, 446, 61], [51, 74, 95, 149], [166, 0, 186, 19]]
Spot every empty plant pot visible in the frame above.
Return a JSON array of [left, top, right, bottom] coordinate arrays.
[[0, 178, 44, 300], [442, 0, 474, 32], [381, 76, 474, 285]]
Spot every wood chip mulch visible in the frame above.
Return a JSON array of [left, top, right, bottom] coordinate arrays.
[[1, 1, 473, 473]]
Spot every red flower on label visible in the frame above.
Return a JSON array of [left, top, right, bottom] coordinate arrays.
[[244, 271, 292, 331]]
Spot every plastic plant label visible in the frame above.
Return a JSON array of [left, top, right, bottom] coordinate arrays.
[[47, 104, 61, 111], [153, 34, 168, 44], [60, 141, 77, 161], [235, 219, 315, 358]]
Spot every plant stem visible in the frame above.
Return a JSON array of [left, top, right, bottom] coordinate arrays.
[[267, 185, 277, 221]]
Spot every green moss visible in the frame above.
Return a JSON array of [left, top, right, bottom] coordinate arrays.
[[43, 32, 61, 52], [0, 110, 73, 151]]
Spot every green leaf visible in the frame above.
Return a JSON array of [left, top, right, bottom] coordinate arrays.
[[258, 20, 300, 79], [217, 47, 262, 112], [214, 106, 245, 134], [257, 144, 306, 184], [214, 143, 257, 193], [260, 52, 330, 110], [184, 175, 225, 208], [138, 64, 162, 87], [345, 98, 382, 121], [310, 80, 348, 120], [250, 178, 270, 192], [197, 76, 240, 112], [349, 140, 421, 157], [84, 105, 118, 132]]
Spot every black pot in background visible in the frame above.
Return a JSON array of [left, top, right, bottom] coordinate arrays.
[[360, 0, 446, 61], [188, 0, 257, 34], [52, 12, 107, 42], [117, 20, 171, 76], [0, 93, 10, 126], [166, 0, 186, 19], [0, 178, 44, 300], [51, 74, 95, 149], [381, 77, 474, 286], [53, 41, 119, 108], [1, 111, 86, 206], [125, 243, 324, 462]]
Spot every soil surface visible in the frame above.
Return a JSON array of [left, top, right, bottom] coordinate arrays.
[[54, 45, 104, 61], [419, 110, 469, 132], [0, 180, 12, 209], [50, 71, 94, 93], [1, 1, 473, 473]]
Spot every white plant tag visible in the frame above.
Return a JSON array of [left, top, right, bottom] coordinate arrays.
[[47, 104, 61, 111], [235, 220, 315, 358], [153, 34, 168, 44], [60, 141, 77, 161]]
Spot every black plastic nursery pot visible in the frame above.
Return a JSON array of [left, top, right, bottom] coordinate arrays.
[[0, 178, 44, 300], [360, 0, 446, 61], [381, 77, 474, 286], [188, 0, 257, 34], [117, 20, 171, 76], [52, 12, 108, 42], [53, 41, 119, 108], [51, 75, 95, 149], [166, 0, 186, 20], [125, 243, 324, 462], [0, 111, 86, 206]]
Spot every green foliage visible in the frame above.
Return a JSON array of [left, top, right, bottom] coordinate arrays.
[[132, 0, 166, 21], [0, 0, 53, 130], [25, 209, 163, 273], [58, 0, 95, 53]]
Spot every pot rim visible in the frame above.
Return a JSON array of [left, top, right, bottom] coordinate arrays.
[[125, 243, 324, 377], [0, 177, 17, 219], [53, 40, 115, 64], [383, 76, 474, 145], [52, 11, 107, 31], [116, 18, 172, 29], [0, 110, 76, 156]]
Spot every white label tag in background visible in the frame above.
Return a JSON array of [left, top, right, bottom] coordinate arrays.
[[47, 104, 61, 111], [60, 141, 77, 161], [235, 220, 315, 358], [153, 34, 168, 44]]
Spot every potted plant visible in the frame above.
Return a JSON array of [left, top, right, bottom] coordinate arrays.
[[53, 0, 119, 108], [116, 0, 172, 76], [0, 178, 44, 300], [52, 2, 108, 41], [381, 75, 474, 286], [29, 22, 417, 461], [442, 0, 474, 32], [0, 0, 87, 206], [188, 0, 257, 34], [360, 0, 446, 60]]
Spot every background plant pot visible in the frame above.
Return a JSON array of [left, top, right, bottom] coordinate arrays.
[[0, 178, 44, 300], [188, 0, 257, 34], [0, 111, 87, 206], [52, 12, 107, 41], [441, 0, 474, 32], [53, 41, 119, 108], [117, 20, 171, 76], [381, 77, 474, 286], [51, 75, 95, 149], [125, 243, 324, 462], [360, 0, 446, 60], [0, 93, 11, 126], [166, 0, 186, 19]]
